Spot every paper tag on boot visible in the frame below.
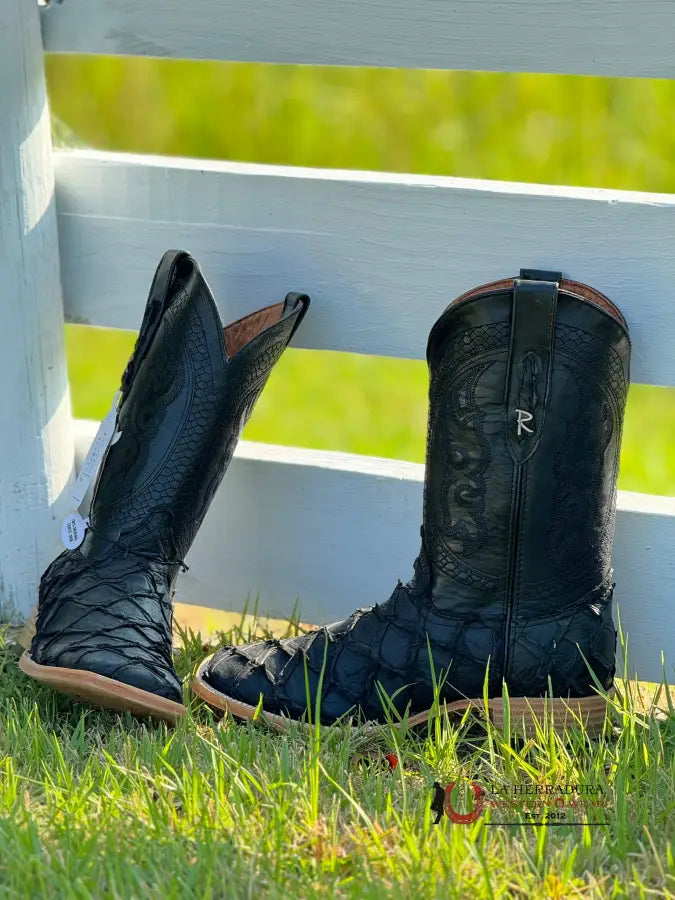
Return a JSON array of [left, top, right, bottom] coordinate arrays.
[[61, 391, 122, 550], [70, 391, 122, 508], [61, 513, 90, 550]]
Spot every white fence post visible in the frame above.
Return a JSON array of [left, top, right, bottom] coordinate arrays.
[[0, 0, 74, 619]]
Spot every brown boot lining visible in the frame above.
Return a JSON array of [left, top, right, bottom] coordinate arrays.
[[224, 302, 285, 357], [223, 277, 624, 359], [451, 276, 626, 327]]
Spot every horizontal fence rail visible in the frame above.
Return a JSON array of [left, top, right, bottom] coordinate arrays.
[[42, 0, 675, 79], [73, 420, 675, 684], [56, 150, 675, 387]]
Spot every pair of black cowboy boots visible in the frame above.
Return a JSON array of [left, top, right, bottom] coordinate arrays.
[[21, 252, 630, 735]]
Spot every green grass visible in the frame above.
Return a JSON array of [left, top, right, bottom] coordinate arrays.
[[50, 56, 675, 495], [2, 621, 674, 899]]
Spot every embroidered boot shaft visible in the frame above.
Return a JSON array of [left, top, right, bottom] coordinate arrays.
[[194, 269, 629, 733], [21, 250, 309, 722]]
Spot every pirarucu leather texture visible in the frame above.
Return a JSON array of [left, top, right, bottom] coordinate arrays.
[[29, 250, 309, 703], [201, 270, 630, 724]]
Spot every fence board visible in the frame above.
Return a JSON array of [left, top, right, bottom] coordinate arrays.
[[74, 420, 675, 684], [57, 151, 675, 386], [42, 0, 675, 79]]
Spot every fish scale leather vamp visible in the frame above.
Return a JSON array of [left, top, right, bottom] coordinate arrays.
[[200, 270, 630, 725], [27, 251, 309, 707]]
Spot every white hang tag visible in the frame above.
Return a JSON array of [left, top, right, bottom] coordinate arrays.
[[70, 391, 122, 508], [61, 391, 122, 550], [61, 513, 90, 550]]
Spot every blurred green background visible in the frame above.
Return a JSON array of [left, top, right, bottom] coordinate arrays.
[[47, 57, 675, 494]]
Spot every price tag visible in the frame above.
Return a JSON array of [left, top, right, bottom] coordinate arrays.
[[61, 513, 89, 550]]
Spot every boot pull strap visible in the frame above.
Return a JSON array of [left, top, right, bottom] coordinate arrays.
[[518, 268, 562, 284], [504, 271, 560, 464], [283, 291, 311, 342]]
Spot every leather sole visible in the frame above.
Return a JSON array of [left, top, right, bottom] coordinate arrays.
[[19, 652, 186, 724], [192, 653, 612, 737]]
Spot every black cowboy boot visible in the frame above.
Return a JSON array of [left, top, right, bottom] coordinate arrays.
[[193, 270, 630, 734], [20, 250, 309, 722]]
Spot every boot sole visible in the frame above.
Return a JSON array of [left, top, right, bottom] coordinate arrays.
[[19, 652, 186, 724], [192, 654, 612, 737]]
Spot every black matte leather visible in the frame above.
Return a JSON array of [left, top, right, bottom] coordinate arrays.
[[29, 251, 309, 702], [201, 273, 630, 725]]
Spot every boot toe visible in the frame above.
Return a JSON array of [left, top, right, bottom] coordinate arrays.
[[202, 637, 343, 721], [200, 631, 381, 724], [99, 656, 182, 705], [31, 641, 182, 705], [201, 643, 298, 716]]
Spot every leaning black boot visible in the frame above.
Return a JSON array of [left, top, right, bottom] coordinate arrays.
[[20, 250, 309, 723], [193, 270, 630, 734]]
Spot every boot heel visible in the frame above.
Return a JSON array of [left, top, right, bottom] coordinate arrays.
[[487, 692, 613, 738]]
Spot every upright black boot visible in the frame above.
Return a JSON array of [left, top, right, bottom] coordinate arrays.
[[20, 251, 309, 722], [193, 270, 630, 734]]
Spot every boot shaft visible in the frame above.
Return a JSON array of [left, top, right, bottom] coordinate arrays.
[[423, 272, 630, 628], [83, 251, 309, 563]]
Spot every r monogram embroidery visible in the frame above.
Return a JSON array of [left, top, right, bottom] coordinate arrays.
[[515, 408, 534, 437]]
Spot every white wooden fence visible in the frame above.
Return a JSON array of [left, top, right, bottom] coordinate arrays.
[[1, 0, 674, 683]]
